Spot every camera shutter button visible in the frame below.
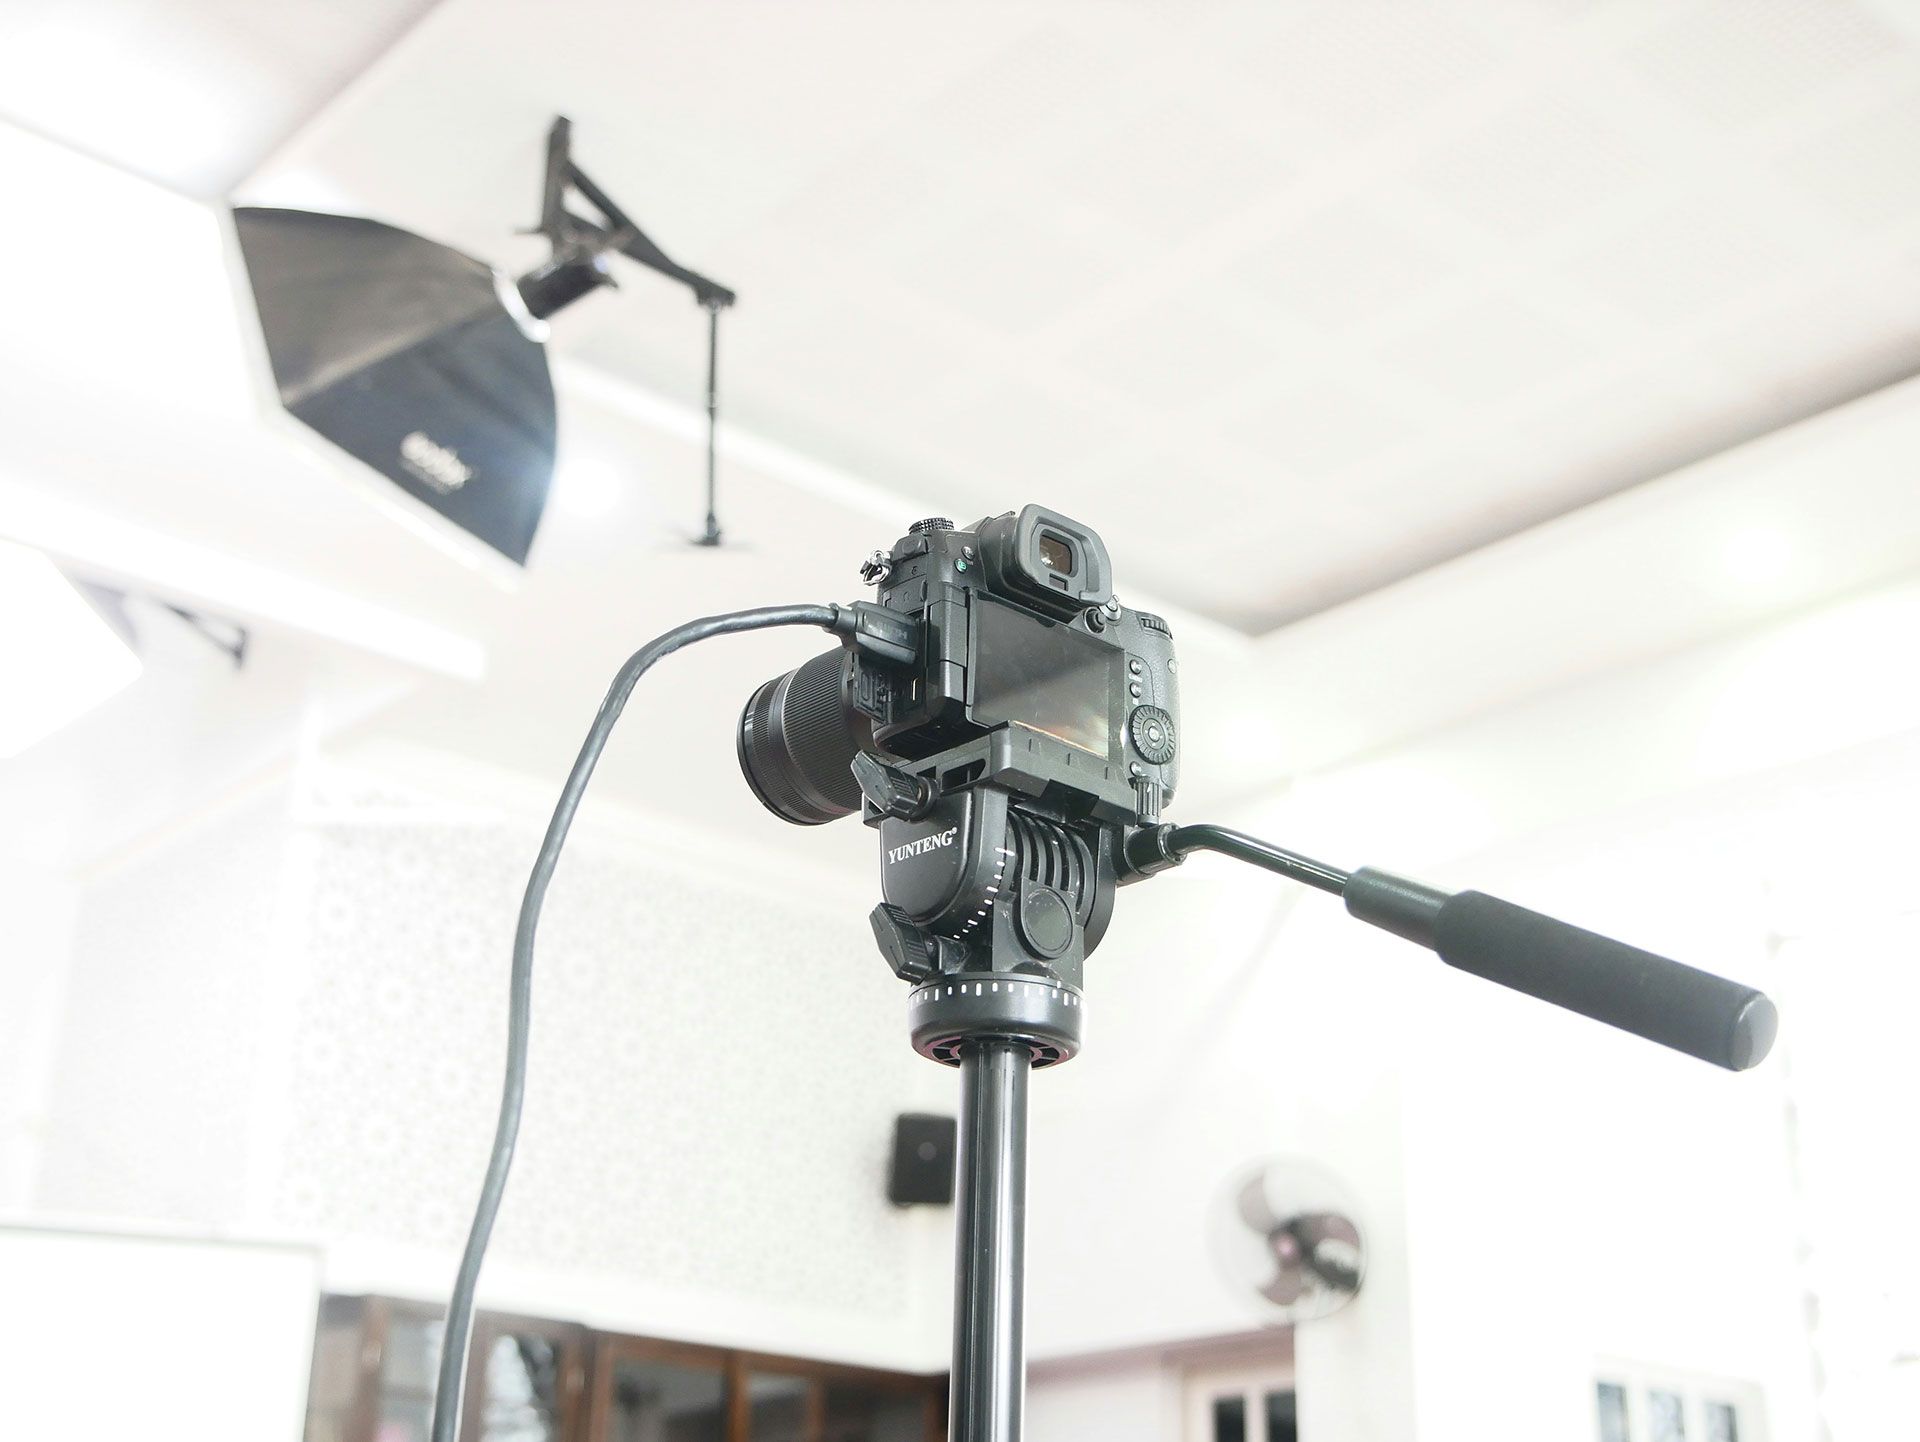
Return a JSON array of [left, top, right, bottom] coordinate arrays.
[[1128, 704, 1176, 766]]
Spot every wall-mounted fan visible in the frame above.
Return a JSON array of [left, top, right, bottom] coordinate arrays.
[[1209, 1157, 1366, 1324]]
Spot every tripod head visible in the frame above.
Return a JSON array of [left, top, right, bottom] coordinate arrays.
[[859, 746, 1117, 1067]]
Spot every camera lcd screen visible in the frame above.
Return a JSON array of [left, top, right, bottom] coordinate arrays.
[[970, 597, 1119, 758]]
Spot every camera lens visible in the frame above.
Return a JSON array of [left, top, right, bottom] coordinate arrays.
[[736, 648, 872, 825], [1038, 533, 1075, 573]]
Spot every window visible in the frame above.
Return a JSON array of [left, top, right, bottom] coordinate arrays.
[[1184, 1357, 1295, 1442], [1592, 1367, 1760, 1442]]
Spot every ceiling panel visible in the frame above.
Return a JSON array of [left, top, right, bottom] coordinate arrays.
[[0, 0, 439, 194], [66, 0, 1920, 630]]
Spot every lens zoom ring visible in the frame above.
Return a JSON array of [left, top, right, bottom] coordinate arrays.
[[780, 650, 864, 813], [741, 678, 817, 823], [738, 650, 869, 825]]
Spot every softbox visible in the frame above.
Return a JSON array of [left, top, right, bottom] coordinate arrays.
[[230, 117, 737, 571], [232, 206, 556, 568]]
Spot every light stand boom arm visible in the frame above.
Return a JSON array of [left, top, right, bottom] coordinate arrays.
[[518, 116, 737, 544]]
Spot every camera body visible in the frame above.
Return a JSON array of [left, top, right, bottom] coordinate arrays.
[[737, 505, 1178, 1067], [858, 507, 1179, 824]]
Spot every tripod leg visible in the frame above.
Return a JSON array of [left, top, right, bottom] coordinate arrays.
[[950, 1039, 1030, 1442]]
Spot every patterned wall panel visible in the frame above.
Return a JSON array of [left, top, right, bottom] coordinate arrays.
[[274, 811, 931, 1321]]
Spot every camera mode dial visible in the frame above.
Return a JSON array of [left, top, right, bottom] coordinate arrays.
[[1128, 704, 1176, 766], [909, 517, 954, 534]]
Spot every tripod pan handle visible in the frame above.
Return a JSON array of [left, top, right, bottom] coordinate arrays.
[[1344, 869, 1777, 1072]]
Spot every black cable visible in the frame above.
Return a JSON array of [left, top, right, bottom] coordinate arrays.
[[1162, 824, 1350, 896], [428, 603, 839, 1442], [699, 300, 723, 546]]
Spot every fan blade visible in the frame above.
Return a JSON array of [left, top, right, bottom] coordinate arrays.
[[1288, 1212, 1361, 1250], [1259, 1256, 1306, 1308], [1289, 1214, 1363, 1293], [1236, 1175, 1282, 1234], [1307, 1252, 1361, 1293]]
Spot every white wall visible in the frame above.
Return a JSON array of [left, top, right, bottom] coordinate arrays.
[[34, 784, 291, 1227], [0, 864, 78, 1210], [1241, 594, 1920, 1440], [0, 1225, 320, 1442], [1388, 819, 1812, 1442], [1018, 864, 1420, 1438], [1028, 1355, 1185, 1442]]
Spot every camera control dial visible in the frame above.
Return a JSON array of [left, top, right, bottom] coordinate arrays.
[[1128, 704, 1177, 766]]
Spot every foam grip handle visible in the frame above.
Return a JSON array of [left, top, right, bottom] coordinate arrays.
[[1343, 870, 1777, 1071], [1438, 892, 1776, 1070]]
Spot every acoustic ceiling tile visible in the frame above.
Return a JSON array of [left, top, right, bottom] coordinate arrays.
[[1215, 3, 1512, 144], [871, 196, 1128, 337], [1410, 97, 1661, 241], [1225, 200, 1468, 335], [1055, 103, 1300, 242], [1067, 289, 1280, 411], [1776, 85, 1920, 230], [1376, 292, 1603, 406], [1623, 0, 1908, 127], [1214, 374, 1428, 480], [1558, 178, 1830, 325]]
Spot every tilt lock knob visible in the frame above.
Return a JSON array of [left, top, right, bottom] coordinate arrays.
[[852, 752, 937, 821], [871, 904, 944, 983]]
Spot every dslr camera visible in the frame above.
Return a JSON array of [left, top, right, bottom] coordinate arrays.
[[737, 506, 1178, 1066]]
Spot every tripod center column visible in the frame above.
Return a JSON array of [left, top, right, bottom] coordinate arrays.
[[950, 1038, 1031, 1442]]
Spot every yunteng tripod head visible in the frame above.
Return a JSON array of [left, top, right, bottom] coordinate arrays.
[[430, 503, 1778, 1442]]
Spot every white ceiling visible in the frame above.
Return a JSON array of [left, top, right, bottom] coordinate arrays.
[[0, 0, 439, 194], [9, 1, 1920, 867], [225, 0, 1920, 632]]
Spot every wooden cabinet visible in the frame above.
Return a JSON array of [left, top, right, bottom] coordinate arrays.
[[306, 1296, 455, 1442], [306, 1297, 943, 1442], [733, 1355, 943, 1442], [587, 1335, 730, 1442], [467, 1311, 593, 1442]]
